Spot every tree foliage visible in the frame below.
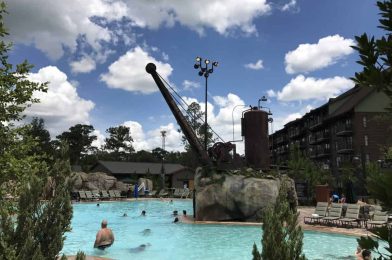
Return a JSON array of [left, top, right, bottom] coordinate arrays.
[[352, 1, 392, 112], [104, 125, 134, 160], [353, 1, 392, 258], [253, 180, 306, 260], [0, 2, 72, 258], [56, 124, 97, 165]]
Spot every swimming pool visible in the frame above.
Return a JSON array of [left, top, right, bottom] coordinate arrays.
[[62, 200, 360, 260]]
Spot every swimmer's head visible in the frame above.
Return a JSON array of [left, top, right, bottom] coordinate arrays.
[[101, 219, 108, 228]]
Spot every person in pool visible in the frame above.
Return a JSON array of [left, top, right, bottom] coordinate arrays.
[[130, 243, 151, 253], [173, 217, 179, 223], [141, 210, 146, 216], [94, 219, 114, 250]]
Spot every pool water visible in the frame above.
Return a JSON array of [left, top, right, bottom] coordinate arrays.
[[62, 200, 360, 260]]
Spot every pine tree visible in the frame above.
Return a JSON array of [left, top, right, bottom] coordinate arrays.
[[253, 179, 306, 260], [0, 2, 73, 258]]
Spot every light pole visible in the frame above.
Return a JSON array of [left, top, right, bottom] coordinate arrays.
[[232, 104, 248, 142], [160, 130, 166, 189], [194, 56, 218, 151]]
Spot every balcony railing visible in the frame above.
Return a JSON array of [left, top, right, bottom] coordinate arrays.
[[337, 143, 353, 153], [336, 124, 353, 136]]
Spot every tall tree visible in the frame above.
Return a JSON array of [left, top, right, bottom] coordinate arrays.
[[353, 1, 392, 258], [25, 117, 54, 159], [104, 125, 134, 161], [0, 2, 72, 258], [56, 124, 97, 165], [253, 180, 306, 260]]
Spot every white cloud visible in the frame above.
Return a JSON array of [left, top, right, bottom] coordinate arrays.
[[122, 0, 271, 35], [276, 75, 354, 101], [70, 56, 96, 74], [272, 105, 313, 132], [281, 0, 298, 12], [24, 66, 95, 136], [285, 35, 355, 74], [123, 121, 183, 152], [244, 59, 264, 70], [100, 46, 173, 94], [182, 80, 200, 91], [6, 0, 127, 60], [267, 89, 277, 98], [91, 129, 106, 149]]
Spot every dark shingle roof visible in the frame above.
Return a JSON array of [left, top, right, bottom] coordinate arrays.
[[93, 160, 187, 175]]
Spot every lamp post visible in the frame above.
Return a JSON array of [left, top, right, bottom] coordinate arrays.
[[194, 56, 218, 151], [160, 130, 166, 189], [232, 104, 248, 142]]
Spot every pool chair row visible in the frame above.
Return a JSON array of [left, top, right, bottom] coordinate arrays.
[[78, 190, 125, 201], [172, 188, 191, 198], [304, 202, 390, 229]]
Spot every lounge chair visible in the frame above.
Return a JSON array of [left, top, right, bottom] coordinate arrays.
[[158, 189, 168, 197], [367, 206, 388, 228], [85, 190, 94, 200], [114, 190, 125, 199], [304, 202, 328, 224], [108, 190, 117, 200], [181, 189, 190, 199], [339, 204, 360, 228], [321, 203, 343, 226], [173, 188, 182, 198], [92, 190, 101, 200], [147, 190, 157, 197], [78, 190, 87, 201], [101, 190, 110, 200]]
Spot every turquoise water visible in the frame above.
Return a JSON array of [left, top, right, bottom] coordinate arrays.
[[62, 200, 360, 260]]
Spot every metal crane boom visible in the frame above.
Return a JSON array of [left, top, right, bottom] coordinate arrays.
[[145, 63, 211, 166]]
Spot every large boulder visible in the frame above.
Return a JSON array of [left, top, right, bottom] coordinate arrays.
[[195, 169, 297, 221], [70, 172, 129, 192]]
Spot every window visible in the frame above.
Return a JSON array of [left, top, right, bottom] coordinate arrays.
[[364, 135, 368, 146], [363, 116, 367, 128]]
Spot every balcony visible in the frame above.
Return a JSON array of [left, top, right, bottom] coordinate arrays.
[[309, 148, 330, 158], [337, 143, 353, 153], [309, 133, 329, 145], [276, 136, 287, 144], [336, 124, 353, 136]]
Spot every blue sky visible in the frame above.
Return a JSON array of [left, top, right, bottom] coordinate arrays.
[[6, 0, 381, 153]]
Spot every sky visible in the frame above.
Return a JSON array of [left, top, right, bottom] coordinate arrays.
[[5, 0, 382, 154]]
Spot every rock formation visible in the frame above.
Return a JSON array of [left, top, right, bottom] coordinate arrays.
[[195, 169, 297, 222], [70, 172, 129, 192]]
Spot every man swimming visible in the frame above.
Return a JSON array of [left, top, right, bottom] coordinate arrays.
[[94, 219, 115, 250]]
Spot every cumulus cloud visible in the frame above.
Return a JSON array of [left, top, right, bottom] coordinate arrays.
[[24, 66, 95, 136], [285, 35, 355, 74], [276, 75, 354, 101], [122, 0, 271, 35], [100, 46, 173, 94], [91, 129, 106, 149], [70, 56, 96, 74], [244, 59, 264, 70], [123, 121, 183, 151], [182, 80, 200, 91], [273, 105, 313, 132], [6, 0, 127, 60]]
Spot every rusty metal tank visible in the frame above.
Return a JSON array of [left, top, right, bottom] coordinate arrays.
[[242, 107, 270, 169]]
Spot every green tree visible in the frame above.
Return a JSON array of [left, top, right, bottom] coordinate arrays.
[[287, 144, 330, 203], [25, 117, 55, 160], [104, 125, 134, 161], [0, 3, 72, 258], [253, 180, 306, 260], [352, 1, 392, 112], [182, 102, 214, 149], [56, 124, 97, 165], [353, 1, 392, 258]]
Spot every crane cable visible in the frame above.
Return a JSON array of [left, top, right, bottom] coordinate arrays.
[[156, 72, 225, 143]]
